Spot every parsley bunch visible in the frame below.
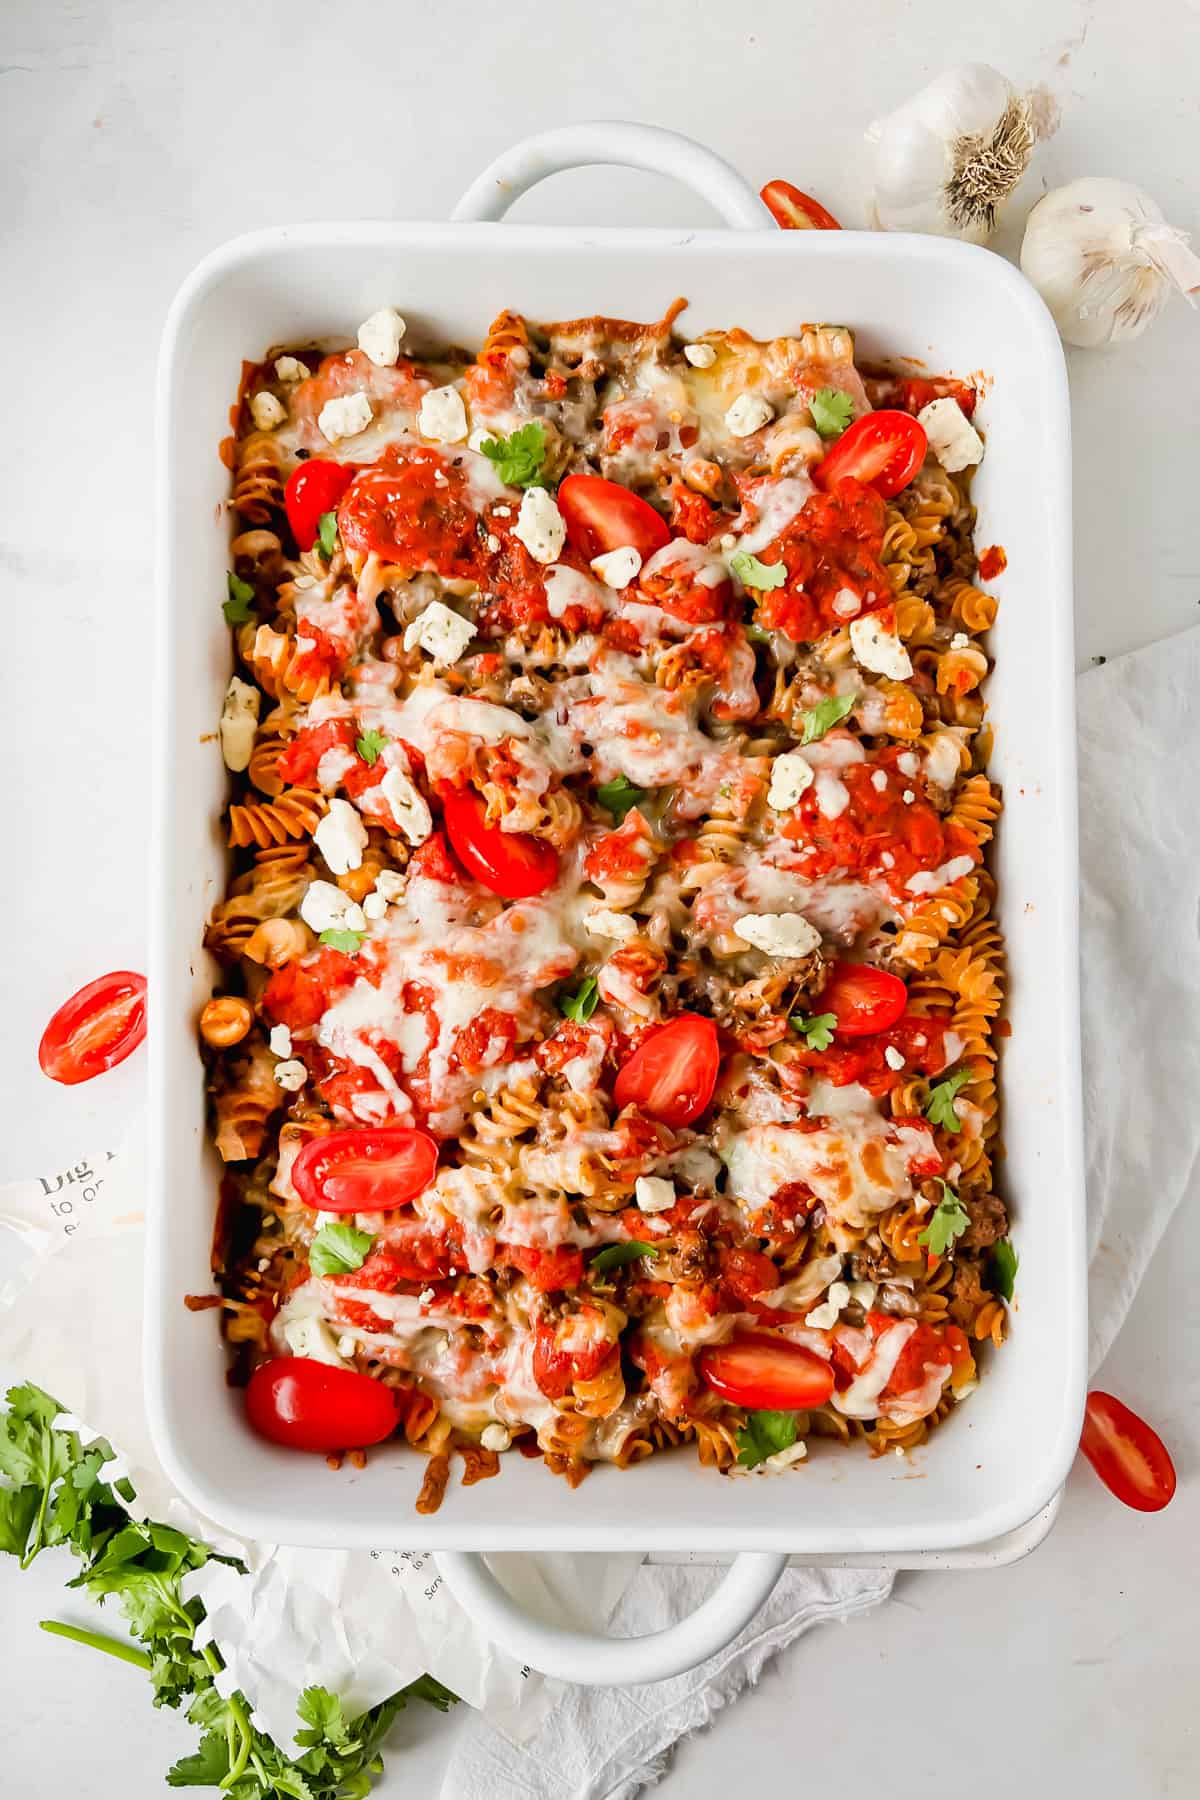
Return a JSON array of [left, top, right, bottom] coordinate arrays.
[[1, 1383, 454, 1795]]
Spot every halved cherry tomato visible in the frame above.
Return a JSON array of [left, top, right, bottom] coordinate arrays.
[[699, 1333, 835, 1408], [291, 1127, 439, 1214], [817, 961, 908, 1038], [760, 179, 842, 231], [245, 1357, 399, 1452], [284, 458, 359, 551], [814, 411, 927, 500], [1079, 1392, 1177, 1513], [38, 972, 147, 1086], [612, 1012, 719, 1128], [557, 474, 671, 563], [441, 787, 559, 899]]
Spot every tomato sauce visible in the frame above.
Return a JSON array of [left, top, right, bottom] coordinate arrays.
[[780, 744, 981, 897], [978, 544, 1007, 580], [337, 444, 479, 576], [790, 1011, 954, 1096], [753, 478, 891, 643]]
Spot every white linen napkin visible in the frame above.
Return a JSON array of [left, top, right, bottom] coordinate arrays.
[[437, 623, 1200, 1798], [3, 627, 1197, 1798]]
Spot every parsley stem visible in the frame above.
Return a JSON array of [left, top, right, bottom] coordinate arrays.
[[39, 1619, 154, 1671], [200, 1641, 255, 1792]]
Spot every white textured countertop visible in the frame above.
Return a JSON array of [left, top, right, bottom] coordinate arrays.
[[2, 0, 1197, 1793]]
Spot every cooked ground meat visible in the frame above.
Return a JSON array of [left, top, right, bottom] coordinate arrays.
[[960, 1193, 1009, 1251], [949, 1256, 989, 1329]]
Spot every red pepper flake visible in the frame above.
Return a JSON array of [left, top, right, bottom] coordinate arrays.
[[978, 544, 1007, 581]]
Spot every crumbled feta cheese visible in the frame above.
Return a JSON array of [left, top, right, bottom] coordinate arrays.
[[831, 587, 862, 620], [299, 879, 363, 935], [356, 306, 407, 367], [493, 504, 512, 518], [767, 751, 814, 811], [480, 1423, 512, 1453], [849, 1280, 878, 1310], [725, 393, 774, 437], [275, 355, 308, 383], [684, 342, 717, 368], [379, 766, 433, 845], [373, 870, 406, 903], [884, 1045, 906, 1071], [218, 675, 260, 773], [337, 1334, 357, 1357], [805, 1280, 851, 1330], [815, 771, 850, 819], [269, 1025, 293, 1059], [250, 391, 286, 431], [897, 751, 919, 776], [282, 1313, 345, 1364], [881, 850, 895, 868], [403, 599, 475, 664], [418, 1287, 436, 1305], [635, 1176, 676, 1213], [274, 1059, 307, 1091], [849, 613, 913, 680], [318, 392, 373, 443], [362, 891, 388, 921], [585, 906, 639, 942], [418, 383, 469, 443], [590, 545, 643, 588], [950, 631, 970, 650], [903, 789, 915, 804], [733, 912, 822, 959], [486, 532, 501, 553], [514, 487, 567, 563], [719, 532, 737, 551], [871, 768, 888, 793], [917, 397, 984, 473], [314, 797, 368, 875]]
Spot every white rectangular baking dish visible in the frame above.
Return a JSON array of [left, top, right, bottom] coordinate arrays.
[[148, 125, 1086, 1682]]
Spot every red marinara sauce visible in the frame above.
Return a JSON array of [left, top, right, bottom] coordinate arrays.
[[752, 478, 891, 643], [978, 544, 1007, 581], [789, 1012, 955, 1096], [780, 743, 981, 896], [337, 444, 479, 577]]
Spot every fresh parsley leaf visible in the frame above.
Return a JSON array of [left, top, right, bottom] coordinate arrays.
[[745, 623, 773, 644], [355, 728, 388, 766], [924, 1065, 973, 1133], [809, 387, 855, 439], [799, 692, 856, 745], [595, 774, 651, 823], [735, 1410, 799, 1469], [730, 549, 786, 591], [790, 1011, 837, 1051], [316, 511, 339, 559], [319, 928, 364, 954], [917, 1180, 971, 1256], [3, 1381, 457, 1800], [989, 1236, 1019, 1302], [559, 976, 599, 1024], [222, 572, 256, 625], [590, 1241, 660, 1275], [479, 422, 546, 488], [309, 1223, 374, 1278]]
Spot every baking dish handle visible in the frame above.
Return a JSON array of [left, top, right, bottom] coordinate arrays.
[[435, 1548, 787, 1685], [451, 122, 773, 230]]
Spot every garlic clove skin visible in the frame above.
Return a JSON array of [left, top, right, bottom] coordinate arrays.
[[866, 63, 1043, 244], [1020, 177, 1200, 348]]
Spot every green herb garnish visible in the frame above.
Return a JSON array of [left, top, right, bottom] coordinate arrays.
[[924, 1066, 974, 1133], [309, 1223, 374, 1277], [222, 573, 256, 625], [595, 775, 651, 824], [355, 729, 388, 767], [559, 976, 599, 1024], [479, 422, 546, 488], [809, 388, 855, 439], [799, 692, 855, 745], [730, 550, 786, 591], [989, 1237, 1019, 1302], [0, 1381, 455, 1796], [590, 1241, 660, 1275], [917, 1180, 971, 1256], [735, 1410, 799, 1469], [790, 1011, 838, 1051], [319, 928, 365, 954], [316, 510, 340, 559]]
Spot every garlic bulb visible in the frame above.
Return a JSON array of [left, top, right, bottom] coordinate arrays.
[[1020, 177, 1200, 348], [867, 63, 1053, 243]]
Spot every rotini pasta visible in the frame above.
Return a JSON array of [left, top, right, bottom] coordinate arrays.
[[202, 302, 1009, 1508]]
